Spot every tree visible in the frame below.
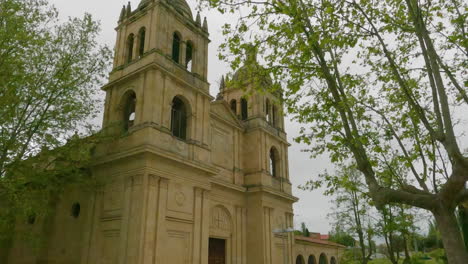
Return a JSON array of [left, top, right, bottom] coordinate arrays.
[[203, 0, 468, 262], [377, 206, 411, 264], [329, 229, 355, 247], [458, 205, 468, 250], [425, 219, 443, 250], [0, 0, 111, 249], [301, 222, 311, 237], [320, 166, 375, 264]]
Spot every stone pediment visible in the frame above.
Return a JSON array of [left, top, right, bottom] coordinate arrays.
[[210, 100, 244, 128]]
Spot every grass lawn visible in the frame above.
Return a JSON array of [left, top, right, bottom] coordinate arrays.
[[371, 259, 442, 264], [344, 258, 443, 264]]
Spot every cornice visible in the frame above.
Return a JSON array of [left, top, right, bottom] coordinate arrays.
[[245, 185, 298, 203], [92, 143, 219, 176]]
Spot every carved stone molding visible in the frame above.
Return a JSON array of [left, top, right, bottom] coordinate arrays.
[[210, 205, 232, 233]]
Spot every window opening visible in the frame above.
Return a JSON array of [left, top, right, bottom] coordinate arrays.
[[171, 96, 187, 140]]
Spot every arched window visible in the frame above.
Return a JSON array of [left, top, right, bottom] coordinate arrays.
[[265, 99, 270, 123], [171, 96, 188, 140], [330, 257, 336, 264], [71, 203, 81, 218], [185, 41, 193, 71], [241, 98, 248, 120], [296, 255, 306, 264], [172, 32, 181, 63], [230, 99, 237, 114], [272, 105, 277, 127], [138, 27, 146, 57], [126, 33, 135, 63], [269, 147, 280, 177], [308, 255, 317, 264], [122, 91, 136, 131], [27, 213, 36, 225], [319, 253, 328, 264]]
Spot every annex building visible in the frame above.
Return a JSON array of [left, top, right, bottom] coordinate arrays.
[[6, 0, 344, 263]]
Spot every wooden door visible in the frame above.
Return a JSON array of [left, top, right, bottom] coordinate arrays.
[[208, 238, 226, 264]]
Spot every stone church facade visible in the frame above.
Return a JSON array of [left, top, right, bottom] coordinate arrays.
[[6, 0, 344, 263]]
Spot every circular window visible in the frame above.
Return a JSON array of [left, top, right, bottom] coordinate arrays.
[[71, 203, 81, 218]]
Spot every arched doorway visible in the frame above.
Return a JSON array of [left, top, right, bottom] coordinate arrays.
[[319, 253, 328, 264], [296, 255, 305, 264], [330, 256, 337, 264], [308, 254, 317, 264]]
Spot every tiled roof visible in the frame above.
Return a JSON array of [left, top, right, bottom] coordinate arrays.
[[295, 236, 346, 248], [320, 234, 330, 240]]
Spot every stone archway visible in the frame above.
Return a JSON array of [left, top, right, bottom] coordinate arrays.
[[308, 254, 317, 264], [296, 254, 306, 264], [319, 253, 328, 264]]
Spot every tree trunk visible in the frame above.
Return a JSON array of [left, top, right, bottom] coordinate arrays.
[[358, 230, 368, 264], [403, 234, 411, 264], [433, 208, 468, 264], [385, 232, 398, 264], [458, 205, 468, 250]]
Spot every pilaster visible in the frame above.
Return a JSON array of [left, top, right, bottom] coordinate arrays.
[[154, 177, 169, 263]]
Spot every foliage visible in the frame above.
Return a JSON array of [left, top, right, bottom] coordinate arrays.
[[0, 0, 111, 247], [410, 253, 428, 264], [323, 165, 375, 263], [339, 248, 362, 264], [300, 222, 311, 237], [202, 0, 468, 262], [329, 230, 355, 247], [424, 220, 443, 250], [428, 249, 447, 264]]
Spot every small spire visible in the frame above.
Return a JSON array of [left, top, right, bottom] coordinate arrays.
[[119, 5, 126, 22], [126, 2, 132, 18], [202, 17, 208, 31], [196, 12, 201, 26]]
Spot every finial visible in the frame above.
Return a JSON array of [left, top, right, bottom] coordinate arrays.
[[119, 5, 126, 22], [126, 2, 132, 18], [202, 17, 208, 31], [196, 12, 201, 26]]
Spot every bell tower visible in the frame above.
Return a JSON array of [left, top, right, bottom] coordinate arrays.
[[217, 50, 295, 264], [218, 51, 290, 191], [87, 1, 218, 264], [101, 0, 212, 158]]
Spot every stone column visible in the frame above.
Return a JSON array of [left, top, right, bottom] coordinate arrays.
[[180, 42, 186, 67], [154, 177, 169, 263], [140, 175, 161, 264], [200, 189, 210, 264], [263, 206, 273, 264], [192, 187, 204, 264]]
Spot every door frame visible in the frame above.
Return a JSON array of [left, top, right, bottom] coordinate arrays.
[[208, 234, 231, 264]]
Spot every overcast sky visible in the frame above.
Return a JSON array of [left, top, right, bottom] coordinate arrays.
[[47, 0, 335, 233]]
